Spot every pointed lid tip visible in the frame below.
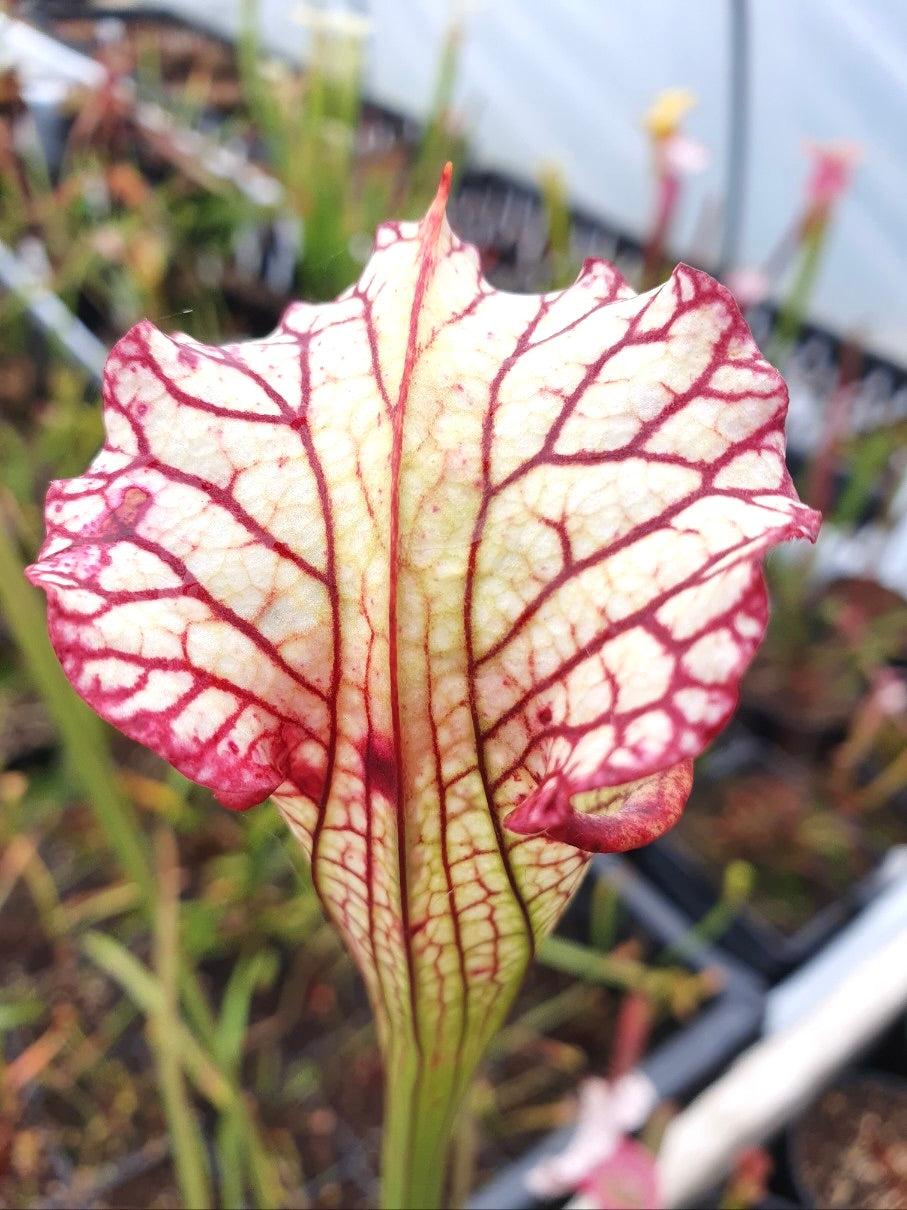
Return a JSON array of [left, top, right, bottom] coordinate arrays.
[[418, 162, 455, 250]]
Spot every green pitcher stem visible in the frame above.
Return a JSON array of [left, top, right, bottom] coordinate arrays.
[[379, 1034, 468, 1210], [772, 216, 827, 360]]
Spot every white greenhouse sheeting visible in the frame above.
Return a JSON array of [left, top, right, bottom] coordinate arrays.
[[135, 0, 907, 368]]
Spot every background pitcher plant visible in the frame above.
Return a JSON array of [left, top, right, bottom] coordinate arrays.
[[26, 165, 820, 1208]]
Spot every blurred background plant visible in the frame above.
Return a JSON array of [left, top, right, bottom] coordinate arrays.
[[528, 87, 907, 962], [1, 3, 906, 1207], [0, 9, 720, 1206]]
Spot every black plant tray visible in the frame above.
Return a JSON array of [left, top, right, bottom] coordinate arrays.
[[468, 855, 764, 1210], [628, 833, 883, 985]]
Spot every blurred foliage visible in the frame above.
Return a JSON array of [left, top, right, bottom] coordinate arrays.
[[235, 0, 467, 301], [1, 7, 905, 1204], [531, 90, 907, 937], [0, 11, 719, 1207]]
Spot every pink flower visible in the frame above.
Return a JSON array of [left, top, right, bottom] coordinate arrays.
[[724, 267, 772, 311], [528, 1074, 659, 1206], [580, 1137, 661, 1210], [660, 132, 709, 178], [803, 141, 862, 221]]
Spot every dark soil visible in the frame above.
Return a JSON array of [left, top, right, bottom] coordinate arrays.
[[790, 1076, 907, 1209], [39, 7, 245, 115]]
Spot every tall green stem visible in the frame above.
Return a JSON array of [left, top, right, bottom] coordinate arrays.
[[153, 826, 212, 1208], [772, 216, 826, 360], [380, 1036, 464, 1210]]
